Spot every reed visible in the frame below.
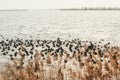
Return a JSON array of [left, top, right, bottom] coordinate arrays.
[[0, 39, 120, 80]]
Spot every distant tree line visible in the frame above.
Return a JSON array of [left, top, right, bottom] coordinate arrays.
[[60, 7, 120, 10]]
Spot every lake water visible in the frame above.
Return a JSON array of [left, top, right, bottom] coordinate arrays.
[[0, 10, 120, 68]]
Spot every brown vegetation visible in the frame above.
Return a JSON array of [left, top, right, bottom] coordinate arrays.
[[0, 38, 120, 80]]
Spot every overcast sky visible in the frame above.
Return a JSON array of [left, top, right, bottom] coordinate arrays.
[[0, 0, 120, 9]]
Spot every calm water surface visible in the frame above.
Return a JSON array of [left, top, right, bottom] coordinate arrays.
[[0, 10, 120, 68]]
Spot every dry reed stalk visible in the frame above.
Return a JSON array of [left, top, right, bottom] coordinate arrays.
[[57, 68, 64, 80], [1, 72, 7, 80], [46, 56, 51, 64], [2, 46, 120, 80], [67, 68, 76, 80]]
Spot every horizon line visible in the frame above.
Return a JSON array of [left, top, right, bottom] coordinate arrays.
[[0, 7, 120, 11]]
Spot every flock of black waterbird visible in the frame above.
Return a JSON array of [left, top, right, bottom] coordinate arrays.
[[0, 36, 113, 62]]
